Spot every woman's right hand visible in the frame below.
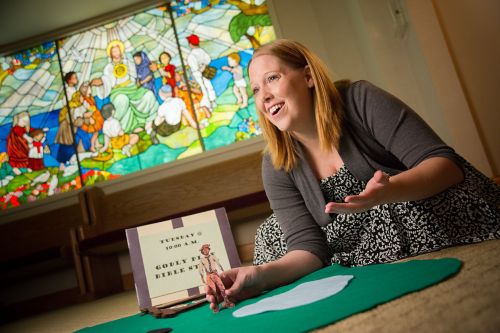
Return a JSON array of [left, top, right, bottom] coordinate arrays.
[[206, 265, 263, 312], [206, 251, 322, 312]]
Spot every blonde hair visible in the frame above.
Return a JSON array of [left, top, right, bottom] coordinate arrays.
[[249, 39, 343, 171], [227, 52, 241, 64], [13, 111, 31, 132]]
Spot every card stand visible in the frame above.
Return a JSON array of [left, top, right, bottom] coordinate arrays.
[[140, 294, 207, 318]]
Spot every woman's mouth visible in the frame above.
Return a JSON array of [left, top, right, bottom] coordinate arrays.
[[268, 103, 284, 116]]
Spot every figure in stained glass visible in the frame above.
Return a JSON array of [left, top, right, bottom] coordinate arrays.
[[186, 34, 216, 113], [55, 71, 91, 170], [222, 52, 248, 109], [7, 112, 33, 175], [0, 153, 13, 186], [99, 103, 139, 157], [151, 85, 197, 144], [78, 82, 104, 152], [173, 70, 210, 128], [133, 51, 156, 95], [90, 40, 159, 135], [26, 128, 47, 171], [157, 52, 178, 96]]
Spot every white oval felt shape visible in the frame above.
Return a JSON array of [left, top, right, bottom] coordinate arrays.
[[232, 275, 353, 318]]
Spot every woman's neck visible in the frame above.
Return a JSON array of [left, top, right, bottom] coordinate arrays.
[[291, 120, 321, 153]]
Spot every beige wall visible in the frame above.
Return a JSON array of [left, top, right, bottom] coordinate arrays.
[[432, 0, 500, 176], [269, 0, 495, 176]]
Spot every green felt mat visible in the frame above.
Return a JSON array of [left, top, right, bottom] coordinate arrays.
[[76, 258, 461, 333]]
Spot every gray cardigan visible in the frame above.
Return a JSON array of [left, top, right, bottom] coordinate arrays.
[[261, 80, 462, 264]]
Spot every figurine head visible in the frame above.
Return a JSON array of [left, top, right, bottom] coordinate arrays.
[[200, 244, 210, 255]]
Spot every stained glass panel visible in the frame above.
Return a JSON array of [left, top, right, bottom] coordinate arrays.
[[171, 0, 275, 151], [0, 42, 82, 210], [58, 6, 202, 181]]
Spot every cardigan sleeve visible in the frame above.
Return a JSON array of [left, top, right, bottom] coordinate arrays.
[[347, 80, 463, 169], [262, 155, 330, 265]]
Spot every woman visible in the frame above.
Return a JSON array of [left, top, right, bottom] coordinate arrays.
[[206, 39, 500, 312]]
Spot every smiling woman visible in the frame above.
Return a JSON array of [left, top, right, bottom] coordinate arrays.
[[204, 38, 500, 313], [249, 41, 343, 174]]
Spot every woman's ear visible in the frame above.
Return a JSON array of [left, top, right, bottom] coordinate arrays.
[[304, 65, 314, 88]]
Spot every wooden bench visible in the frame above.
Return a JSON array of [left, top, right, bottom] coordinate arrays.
[[0, 190, 90, 322]]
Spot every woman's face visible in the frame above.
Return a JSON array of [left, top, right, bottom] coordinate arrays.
[[249, 54, 315, 133], [134, 55, 142, 65]]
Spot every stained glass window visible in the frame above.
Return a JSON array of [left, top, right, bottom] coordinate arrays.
[[0, 0, 276, 210]]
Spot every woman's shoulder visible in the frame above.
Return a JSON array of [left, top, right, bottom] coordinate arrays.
[[337, 80, 396, 122], [261, 152, 275, 172], [334, 80, 374, 111], [337, 80, 377, 100], [261, 153, 290, 178]]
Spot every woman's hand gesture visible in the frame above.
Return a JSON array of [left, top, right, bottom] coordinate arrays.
[[325, 170, 391, 214]]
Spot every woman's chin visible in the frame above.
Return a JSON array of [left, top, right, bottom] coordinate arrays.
[[274, 123, 290, 132]]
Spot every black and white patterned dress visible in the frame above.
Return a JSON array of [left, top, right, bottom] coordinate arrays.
[[253, 159, 500, 266]]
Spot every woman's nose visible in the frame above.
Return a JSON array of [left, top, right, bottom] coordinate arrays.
[[262, 89, 273, 103]]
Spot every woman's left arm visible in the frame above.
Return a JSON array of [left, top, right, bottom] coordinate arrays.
[[326, 81, 464, 214], [325, 156, 463, 214]]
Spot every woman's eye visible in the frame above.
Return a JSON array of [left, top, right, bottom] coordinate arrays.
[[267, 74, 279, 82], [252, 87, 259, 95]]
